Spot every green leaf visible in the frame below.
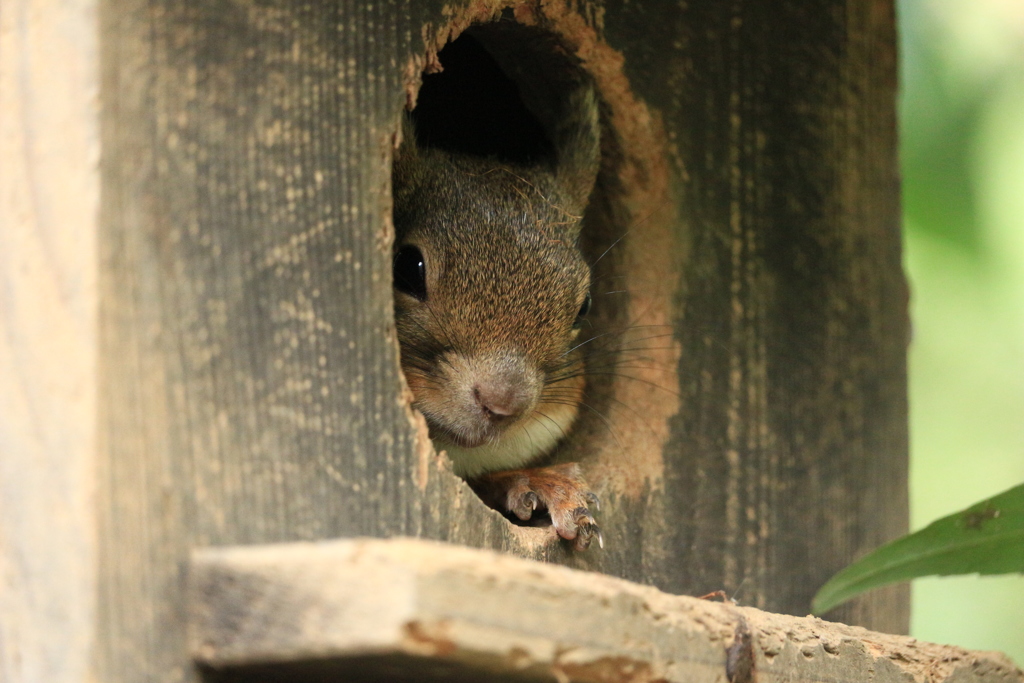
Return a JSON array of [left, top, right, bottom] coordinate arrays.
[[812, 482, 1024, 614]]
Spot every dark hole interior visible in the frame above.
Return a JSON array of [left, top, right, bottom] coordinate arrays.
[[411, 32, 554, 163], [200, 653, 562, 682]]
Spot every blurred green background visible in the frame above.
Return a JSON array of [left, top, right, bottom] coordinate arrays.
[[900, 0, 1024, 664]]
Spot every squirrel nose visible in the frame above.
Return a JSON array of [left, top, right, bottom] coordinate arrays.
[[473, 382, 530, 421]]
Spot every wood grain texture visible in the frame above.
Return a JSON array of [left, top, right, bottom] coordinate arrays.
[[188, 539, 1021, 683], [92, 1, 908, 680], [0, 1, 99, 681]]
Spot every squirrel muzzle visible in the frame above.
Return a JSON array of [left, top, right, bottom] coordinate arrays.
[[422, 349, 543, 449]]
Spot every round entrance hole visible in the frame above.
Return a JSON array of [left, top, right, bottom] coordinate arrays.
[[393, 13, 682, 539]]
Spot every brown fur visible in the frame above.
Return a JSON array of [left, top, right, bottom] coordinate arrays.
[[392, 72, 602, 549]]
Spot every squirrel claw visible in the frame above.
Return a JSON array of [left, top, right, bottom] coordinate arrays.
[[470, 463, 601, 551], [562, 507, 602, 551], [508, 490, 540, 521]]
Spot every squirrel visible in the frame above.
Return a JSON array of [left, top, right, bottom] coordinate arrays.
[[392, 42, 603, 551]]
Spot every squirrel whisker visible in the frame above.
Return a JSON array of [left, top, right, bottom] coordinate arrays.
[[580, 390, 662, 441], [581, 372, 682, 398], [573, 400, 623, 449]]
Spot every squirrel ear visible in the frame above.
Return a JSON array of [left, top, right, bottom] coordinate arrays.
[[391, 112, 423, 215], [393, 113, 421, 199], [552, 83, 601, 218], [395, 113, 420, 166]]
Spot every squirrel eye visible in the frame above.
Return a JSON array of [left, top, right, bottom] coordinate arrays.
[[573, 292, 592, 329], [394, 245, 427, 301]]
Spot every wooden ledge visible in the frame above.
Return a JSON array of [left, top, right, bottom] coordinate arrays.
[[188, 538, 1022, 683]]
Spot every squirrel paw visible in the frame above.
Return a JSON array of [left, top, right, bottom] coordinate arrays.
[[471, 463, 602, 551]]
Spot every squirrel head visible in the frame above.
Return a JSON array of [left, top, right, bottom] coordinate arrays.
[[391, 62, 600, 474], [392, 138, 596, 473]]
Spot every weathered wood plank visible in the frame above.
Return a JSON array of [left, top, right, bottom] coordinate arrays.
[[0, 1, 99, 681], [90, 0, 909, 679], [189, 539, 1022, 683]]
